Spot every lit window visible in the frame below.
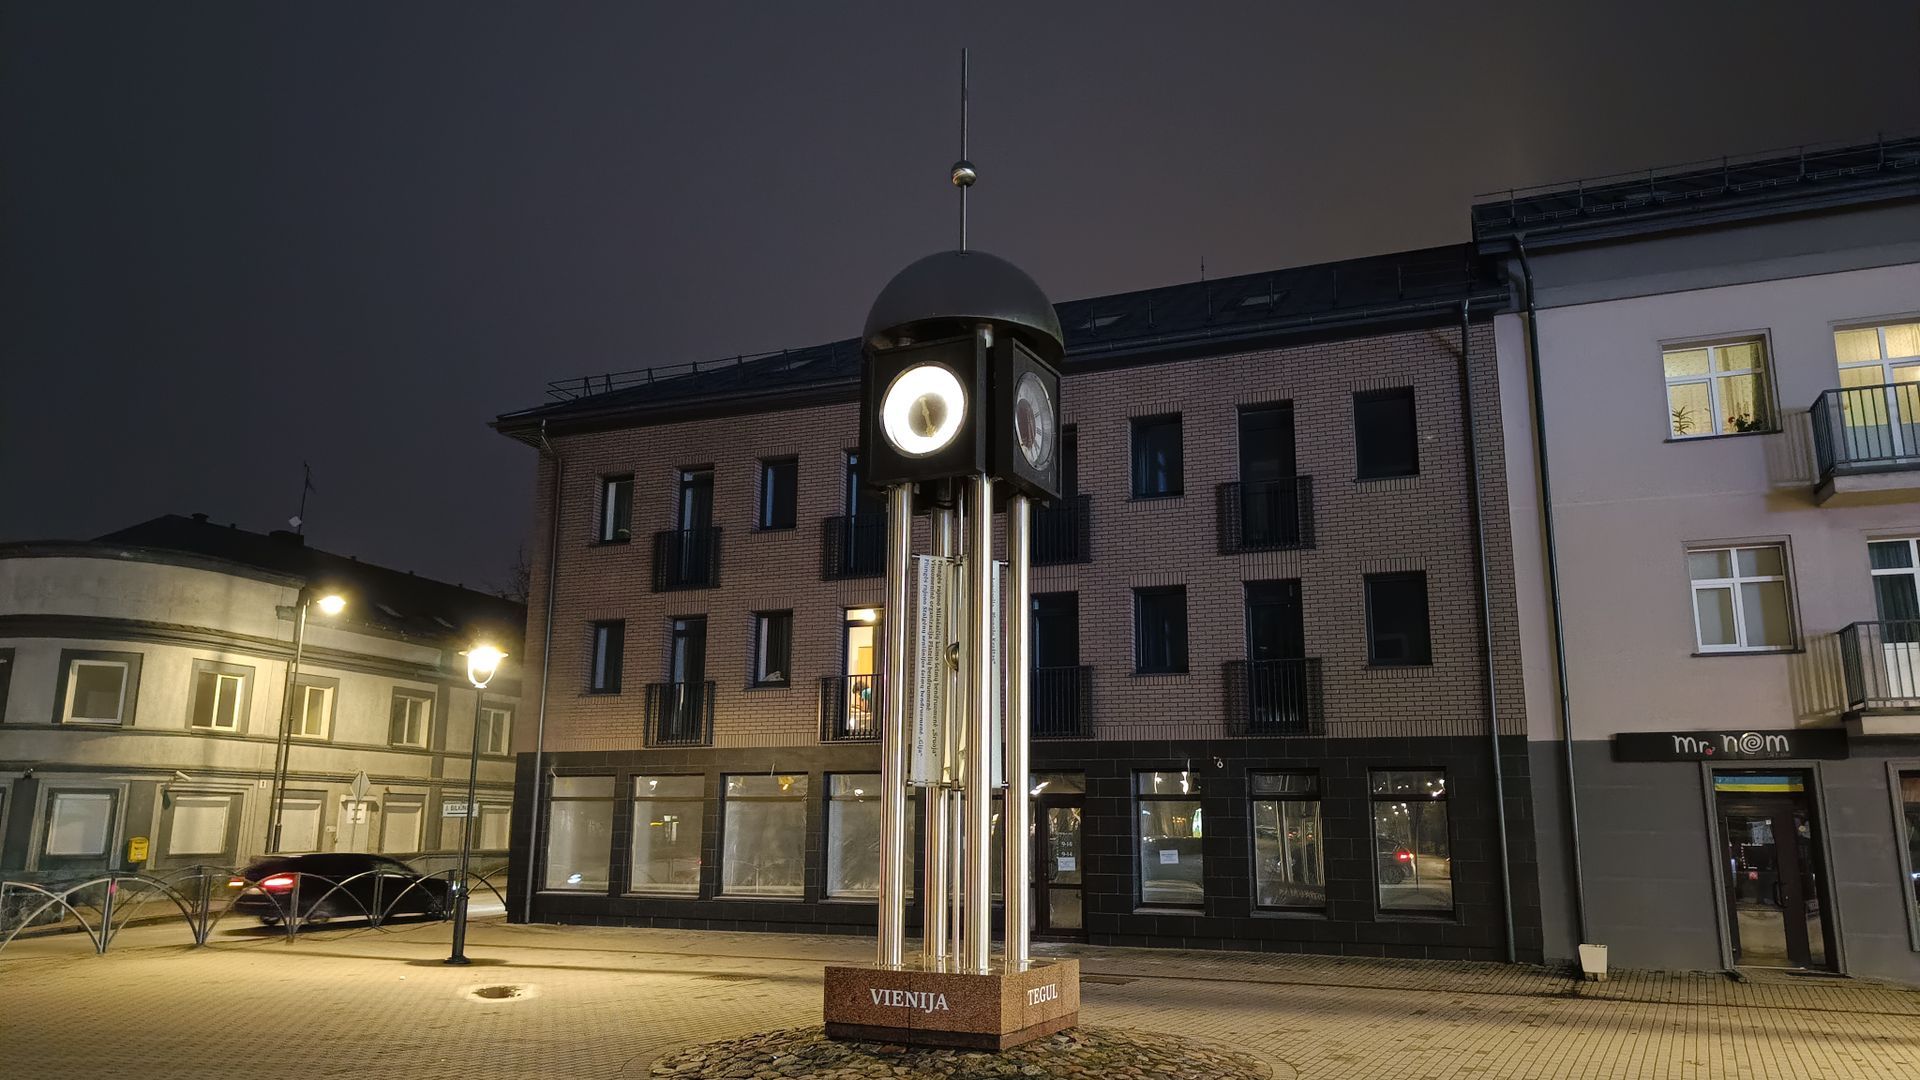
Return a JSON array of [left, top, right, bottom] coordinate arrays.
[[1688, 545, 1794, 651], [1665, 339, 1772, 437], [827, 774, 917, 900], [721, 774, 807, 898], [631, 775, 703, 895], [545, 776, 614, 891]]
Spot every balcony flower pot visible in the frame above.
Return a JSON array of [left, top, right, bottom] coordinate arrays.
[[1577, 943, 1609, 982]]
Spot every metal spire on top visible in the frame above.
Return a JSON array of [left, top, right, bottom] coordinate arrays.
[[950, 48, 976, 251]]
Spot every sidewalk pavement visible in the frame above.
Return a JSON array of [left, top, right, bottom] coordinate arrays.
[[2, 915, 1916, 1079]]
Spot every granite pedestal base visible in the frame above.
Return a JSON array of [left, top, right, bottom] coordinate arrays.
[[822, 959, 1080, 1050]]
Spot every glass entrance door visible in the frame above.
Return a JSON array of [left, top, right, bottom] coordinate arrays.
[[1035, 795, 1084, 936], [1715, 773, 1832, 970]]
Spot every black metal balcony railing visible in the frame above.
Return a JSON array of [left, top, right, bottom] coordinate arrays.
[[820, 674, 880, 742], [1216, 478, 1314, 554], [1031, 665, 1092, 739], [1811, 384, 1920, 480], [1032, 494, 1092, 566], [652, 527, 721, 591], [644, 681, 714, 746], [821, 513, 887, 580], [1222, 658, 1324, 736], [1838, 620, 1920, 711]]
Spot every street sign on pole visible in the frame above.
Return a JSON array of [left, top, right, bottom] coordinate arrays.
[[909, 555, 956, 785]]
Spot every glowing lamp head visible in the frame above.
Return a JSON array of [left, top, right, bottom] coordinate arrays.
[[879, 363, 966, 457], [314, 594, 347, 617], [463, 644, 507, 689]]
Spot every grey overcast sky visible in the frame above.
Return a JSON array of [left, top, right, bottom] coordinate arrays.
[[3, 2, 1915, 591]]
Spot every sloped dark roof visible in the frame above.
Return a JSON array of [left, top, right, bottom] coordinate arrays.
[[1472, 133, 1920, 250], [495, 242, 1502, 441], [90, 515, 525, 647]]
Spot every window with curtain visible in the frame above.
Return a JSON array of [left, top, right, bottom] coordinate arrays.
[[1664, 339, 1772, 437], [631, 775, 704, 895]]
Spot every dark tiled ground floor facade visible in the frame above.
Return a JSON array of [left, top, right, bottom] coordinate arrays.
[[505, 734, 1542, 964]]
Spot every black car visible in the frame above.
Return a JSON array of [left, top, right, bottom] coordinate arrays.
[[228, 853, 451, 927]]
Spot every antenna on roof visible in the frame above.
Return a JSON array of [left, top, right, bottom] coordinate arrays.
[[290, 463, 316, 534], [950, 48, 976, 251]]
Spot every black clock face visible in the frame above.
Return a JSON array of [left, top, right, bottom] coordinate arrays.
[[1013, 371, 1055, 470]]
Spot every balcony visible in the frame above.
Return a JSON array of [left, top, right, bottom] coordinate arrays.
[[1031, 665, 1092, 739], [1216, 478, 1315, 554], [1032, 494, 1092, 566], [1222, 658, 1324, 736], [1836, 621, 1920, 733], [821, 513, 887, 580], [652, 527, 721, 591], [644, 681, 714, 746], [1810, 385, 1920, 504], [820, 674, 880, 742]]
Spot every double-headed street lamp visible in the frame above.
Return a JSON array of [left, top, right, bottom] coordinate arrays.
[[446, 642, 505, 966], [266, 587, 347, 853]]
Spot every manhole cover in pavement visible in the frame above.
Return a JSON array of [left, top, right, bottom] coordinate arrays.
[[472, 985, 524, 1000]]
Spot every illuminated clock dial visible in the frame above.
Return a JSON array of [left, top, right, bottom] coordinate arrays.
[[880, 363, 966, 457], [1012, 371, 1056, 470]]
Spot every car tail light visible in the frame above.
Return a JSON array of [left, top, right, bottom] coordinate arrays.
[[260, 874, 297, 891], [1395, 849, 1413, 863], [227, 877, 246, 888]]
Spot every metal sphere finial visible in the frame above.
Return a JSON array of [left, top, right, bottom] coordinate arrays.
[[950, 159, 976, 188]]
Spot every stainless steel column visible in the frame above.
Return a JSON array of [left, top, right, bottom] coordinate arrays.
[[923, 504, 953, 969], [1004, 494, 1032, 968], [963, 472, 995, 972], [876, 483, 913, 968]]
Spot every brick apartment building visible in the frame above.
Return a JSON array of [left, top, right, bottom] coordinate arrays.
[[494, 242, 1544, 963]]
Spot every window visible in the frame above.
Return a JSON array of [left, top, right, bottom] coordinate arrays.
[[545, 776, 614, 891], [58, 651, 140, 725], [759, 458, 798, 530], [589, 620, 625, 693], [826, 774, 884, 899], [631, 775, 703, 895], [1252, 772, 1324, 909], [1835, 320, 1920, 378], [381, 798, 424, 853], [1137, 771, 1203, 907], [477, 803, 511, 850], [187, 661, 250, 732], [166, 794, 232, 857], [278, 795, 323, 853], [1871, 541, 1920, 647], [751, 611, 792, 687], [44, 791, 115, 857], [599, 475, 633, 543], [477, 705, 512, 755], [722, 774, 807, 897], [1133, 586, 1188, 674], [1354, 388, 1418, 479], [1688, 545, 1793, 652], [1664, 339, 1772, 437], [1130, 414, 1184, 497], [1371, 770, 1452, 913], [388, 690, 433, 748], [293, 679, 335, 739], [1900, 771, 1920, 928], [1365, 572, 1431, 666]]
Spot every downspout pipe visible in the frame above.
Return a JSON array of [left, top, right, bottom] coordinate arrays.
[[1457, 299, 1517, 964], [521, 420, 563, 925], [1514, 237, 1592, 947]]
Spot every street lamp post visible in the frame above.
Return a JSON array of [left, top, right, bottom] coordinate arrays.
[[265, 588, 346, 853], [446, 643, 505, 966]]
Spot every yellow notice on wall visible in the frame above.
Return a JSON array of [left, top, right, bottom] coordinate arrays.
[[127, 836, 150, 864]]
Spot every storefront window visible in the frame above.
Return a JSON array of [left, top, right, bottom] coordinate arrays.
[[631, 775, 704, 895], [1901, 772, 1920, 924], [1137, 771, 1203, 907], [544, 776, 614, 891], [722, 774, 807, 897], [829, 775, 882, 899], [1371, 769, 1452, 913], [1252, 773, 1324, 909]]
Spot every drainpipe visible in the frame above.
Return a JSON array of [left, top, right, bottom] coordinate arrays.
[[1514, 237, 1592, 948], [521, 421, 563, 924], [1457, 299, 1517, 964]]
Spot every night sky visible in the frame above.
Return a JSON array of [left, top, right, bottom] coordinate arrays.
[[4, 2, 1915, 592]]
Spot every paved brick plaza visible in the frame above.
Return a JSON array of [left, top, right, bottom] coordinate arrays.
[[2, 918, 1916, 1079]]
